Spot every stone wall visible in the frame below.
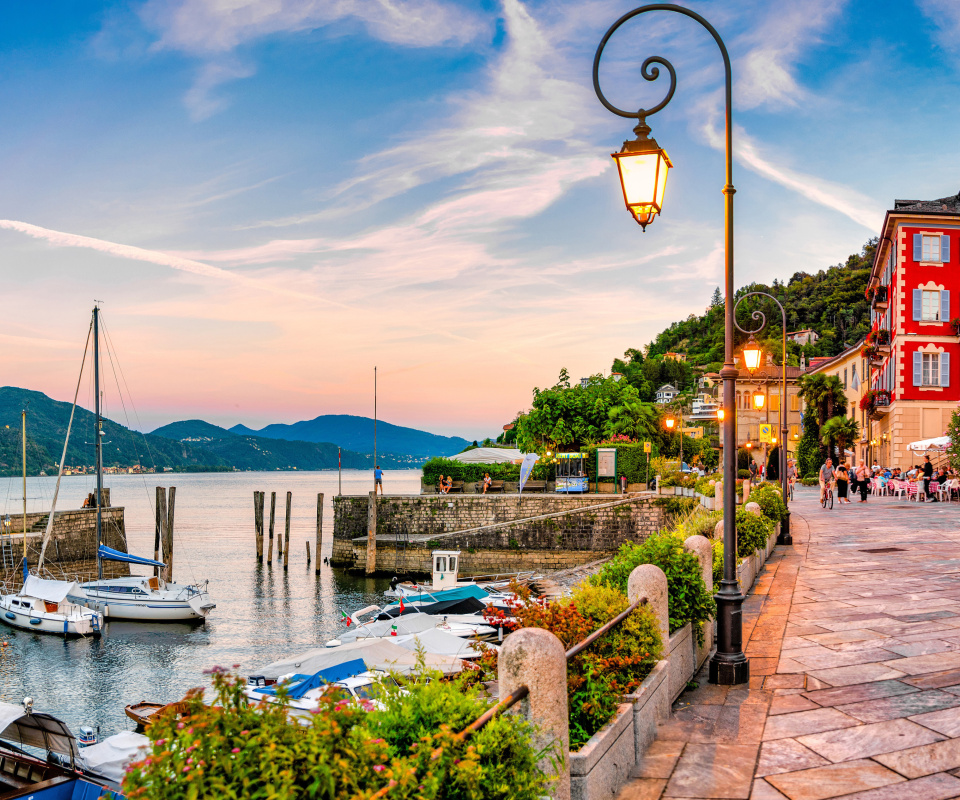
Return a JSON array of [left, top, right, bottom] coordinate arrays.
[[1, 507, 130, 587], [331, 493, 672, 575]]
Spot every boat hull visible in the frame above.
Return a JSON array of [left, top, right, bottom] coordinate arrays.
[[70, 593, 211, 622], [70, 580, 215, 622], [0, 604, 101, 638]]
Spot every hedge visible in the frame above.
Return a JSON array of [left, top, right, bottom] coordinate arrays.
[[735, 508, 774, 557], [421, 457, 552, 484]]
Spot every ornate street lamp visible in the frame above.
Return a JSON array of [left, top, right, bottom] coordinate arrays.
[[594, 4, 748, 684], [735, 292, 792, 546], [752, 389, 765, 410], [611, 125, 673, 230], [664, 416, 676, 430]]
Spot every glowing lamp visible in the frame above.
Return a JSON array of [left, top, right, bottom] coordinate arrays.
[[753, 389, 765, 410], [546, 450, 553, 457], [771, 437, 777, 444], [664, 416, 676, 430], [742, 335, 763, 373], [745, 442, 752, 449], [717, 408, 725, 422], [612, 123, 672, 231]]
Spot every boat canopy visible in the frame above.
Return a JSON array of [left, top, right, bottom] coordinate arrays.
[[258, 640, 465, 680], [98, 545, 166, 568], [0, 703, 77, 759], [21, 576, 81, 604], [255, 659, 368, 699], [77, 730, 149, 785]]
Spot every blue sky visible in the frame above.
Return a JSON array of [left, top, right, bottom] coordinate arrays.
[[1, 0, 959, 439]]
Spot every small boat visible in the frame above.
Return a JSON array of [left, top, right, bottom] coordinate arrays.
[[0, 577, 102, 638], [244, 659, 394, 713], [385, 550, 538, 599], [124, 699, 190, 730]]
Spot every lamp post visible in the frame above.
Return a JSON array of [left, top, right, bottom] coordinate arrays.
[[734, 292, 792, 545], [593, 4, 748, 684], [664, 410, 682, 467]]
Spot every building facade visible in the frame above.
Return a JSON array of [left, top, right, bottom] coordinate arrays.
[[866, 193, 960, 467], [655, 383, 679, 404], [733, 361, 804, 462], [807, 338, 870, 463]]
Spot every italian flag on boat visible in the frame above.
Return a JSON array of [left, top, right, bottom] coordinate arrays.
[[340, 609, 352, 627]]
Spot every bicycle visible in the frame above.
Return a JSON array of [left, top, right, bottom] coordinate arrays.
[[820, 483, 834, 509]]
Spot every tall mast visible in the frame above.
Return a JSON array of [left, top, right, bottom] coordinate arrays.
[[21, 408, 27, 583], [374, 366, 377, 485], [94, 305, 103, 580]]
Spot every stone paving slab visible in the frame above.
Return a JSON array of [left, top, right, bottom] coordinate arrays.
[[614, 489, 960, 800]]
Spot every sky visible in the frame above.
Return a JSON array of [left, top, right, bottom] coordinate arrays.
[[1, 0, 959, 440]]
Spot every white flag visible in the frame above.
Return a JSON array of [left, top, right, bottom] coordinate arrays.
[[519, 453, 540, 494]]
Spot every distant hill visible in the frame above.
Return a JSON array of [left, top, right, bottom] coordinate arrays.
[[0, 387, 225, 475], [151, 419, 415, 470], [229, 414, 470, 458]]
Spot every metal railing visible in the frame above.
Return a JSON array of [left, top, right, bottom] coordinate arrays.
[[456, 596, 647, 739]]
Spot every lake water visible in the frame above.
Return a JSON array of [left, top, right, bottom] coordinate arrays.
[[0, 469, 422, 738]]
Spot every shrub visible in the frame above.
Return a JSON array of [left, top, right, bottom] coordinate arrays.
[[737, 469, 751, 479], [592, 531, 716, 643], [801, 476, 818, 486], [481, 582, 662, 751], [422, 457, 553, 484], [735, 508, 774, 557], [674, 508, 721, 540], [750, 484, 787, 523], [122, 667, 549, 800], [694, 476, 717, 497], [712, 536, 743, 586]]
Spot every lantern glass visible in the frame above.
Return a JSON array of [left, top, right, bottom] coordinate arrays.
[[717, 408, 725, 422], [612, 147, 671, 230], [742, 338, 763, 373], [664, 417, 675, 430], [753, 390, 765, 410]]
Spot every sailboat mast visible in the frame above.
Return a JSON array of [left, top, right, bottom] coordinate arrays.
[[94, 305, 103, 581], [21, 410, 26, 560]]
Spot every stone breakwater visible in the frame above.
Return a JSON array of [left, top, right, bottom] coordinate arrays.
[[331, 493, 672, 576]]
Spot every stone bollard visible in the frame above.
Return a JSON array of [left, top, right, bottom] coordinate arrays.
[[500, 628, 570, 800], [715, 481, 723, 512], [743, 479, 751, 504], [745, 501, 762, 516], [684, 535, 714, 659], [627, 564, 669, 653]]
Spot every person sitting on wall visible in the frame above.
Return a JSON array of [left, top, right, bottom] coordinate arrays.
[[443, 475, 454, 493], [482, 473, 492, 494], [438, 474, 448, 494]]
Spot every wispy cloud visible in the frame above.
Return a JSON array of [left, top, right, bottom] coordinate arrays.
[[916, 0, 960, 57]]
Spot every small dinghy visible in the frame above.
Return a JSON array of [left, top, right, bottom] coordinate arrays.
[[124, 699, 190, 730], [0, 576, 102, 638]]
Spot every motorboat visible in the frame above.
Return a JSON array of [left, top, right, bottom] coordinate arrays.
[[385, 550, 539, 599], [244, 659, 395, 713], [338, 605, 496, 642], [0, 577, 102, 638]]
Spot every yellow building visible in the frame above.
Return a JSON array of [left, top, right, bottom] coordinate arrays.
[[733, 359, 804, 463], [807, 338, 870, 463]]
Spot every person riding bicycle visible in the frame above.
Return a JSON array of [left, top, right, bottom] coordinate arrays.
[[819, 458, 835, 504], [787, 459, 798, 498]]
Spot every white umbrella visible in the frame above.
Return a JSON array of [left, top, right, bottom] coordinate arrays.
[[907, 436, 951, 452]]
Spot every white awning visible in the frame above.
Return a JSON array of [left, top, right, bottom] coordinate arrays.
[[0, 703, 77, 758], [21, 576, 80, 604], [907, 436, 951, 452], [449, 448, 524, 464]]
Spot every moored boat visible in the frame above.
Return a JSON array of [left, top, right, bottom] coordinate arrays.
[[0, 577, 101, 638], [124, 699, 190, 730]]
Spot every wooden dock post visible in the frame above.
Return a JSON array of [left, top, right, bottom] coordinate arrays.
[[306, 541, 311, 563], [365, 491, 377, 575], [154, 487, 166, 578], [267, 492, 276, 565], [315, 493, 323, 575], [254, 492, 264, 563], [164, 487, 176, 582], [283, 491, 292, 571]]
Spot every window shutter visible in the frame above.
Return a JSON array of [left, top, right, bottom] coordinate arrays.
[[913, 351, 922, 385], [914, 233, 923, 261], [943, 235, 951, 264], [942, 290, 951, 323], [942, 352, 951, 387], [913, 288, 922, 321]]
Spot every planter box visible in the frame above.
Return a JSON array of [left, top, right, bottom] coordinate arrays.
[[766, 525, 779, 558], [624, 660, 670, 759], [667, 623, 696, 703], [738, 554, 757, 594], [570, 703, 635, 800], [697, 494, 715, 510]]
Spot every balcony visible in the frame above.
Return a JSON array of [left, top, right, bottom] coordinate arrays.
[[864, 390, 892, 420], [871, 286, 889, 310]]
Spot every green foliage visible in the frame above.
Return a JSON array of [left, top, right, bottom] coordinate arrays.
[[820, 415, 860, 465], [736, 448, 752, 472], [737, 469, 751, 479], [712, 538, 724, 586], [736, 509, 774, 557], [801, 476, 819, 486], [694, 477, 717, 497], [797, 419, 822, 478], [750, 484, 787, 523], [581, 442, 658, 484], [673, 508, 721, 539], [948, 407, 960, 471], [652, 496, 698, 516], [593, 531, 716, 641], [421, 457, 543, 484], [123, 667, 549, 800]]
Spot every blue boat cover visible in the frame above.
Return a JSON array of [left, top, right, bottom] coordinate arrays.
[[256, 659, 367, 699], [98, 545, 166, 568], [388, 583, 491, 607]]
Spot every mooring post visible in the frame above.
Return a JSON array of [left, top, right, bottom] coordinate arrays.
[[315, 493, 323, 575], [254, 491, 264, 564], [154, 486, 166, 579], [164, 487, 176, 583], [283, 491, 292, 571], [306, 541, 311, 563], [499, 628, 570, 800], [365, 490, 377, 575], [267, 491, 276, 565]]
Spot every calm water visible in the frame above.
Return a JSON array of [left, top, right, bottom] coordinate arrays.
[[0, 469, 422, 738]]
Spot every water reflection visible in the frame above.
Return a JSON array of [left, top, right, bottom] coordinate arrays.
[[0, 470, 418, 736]]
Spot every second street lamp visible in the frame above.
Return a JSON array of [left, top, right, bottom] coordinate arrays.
[[752, 388, 765, 410], [594, 3, 748, 685]]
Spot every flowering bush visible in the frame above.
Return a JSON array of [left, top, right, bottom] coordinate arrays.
[[749, 484, 787, 523], [121, 666, 549, 800]]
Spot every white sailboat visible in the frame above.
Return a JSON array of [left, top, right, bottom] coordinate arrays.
[[0, 408, 103, 638], [36, 305, 215, 623]]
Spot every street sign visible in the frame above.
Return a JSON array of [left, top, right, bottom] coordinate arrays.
[[643, 441, 652, 454], [597, 448, 617, 477], [759, 423, 773, 443]]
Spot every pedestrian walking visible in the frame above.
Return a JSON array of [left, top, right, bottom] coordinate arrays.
[[836, 462, 851, 503], [855, 460, 870, 502], [923, 455, 937, 501]]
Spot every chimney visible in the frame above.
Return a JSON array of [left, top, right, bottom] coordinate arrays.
[[800, 355, 807, 371]]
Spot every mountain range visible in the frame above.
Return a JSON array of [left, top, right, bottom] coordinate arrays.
[[0, 387, 465, 476]]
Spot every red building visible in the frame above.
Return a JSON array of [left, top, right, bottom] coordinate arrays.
[[866, 192, 960, 466]]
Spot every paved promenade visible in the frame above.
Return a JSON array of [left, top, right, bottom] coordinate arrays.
[[618, 487, 960, 800]]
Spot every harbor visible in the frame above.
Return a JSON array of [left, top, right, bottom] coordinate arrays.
[[0, 469, 419, 737]]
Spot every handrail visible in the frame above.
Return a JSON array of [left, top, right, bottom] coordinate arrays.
[[456, 594, 647, 739]]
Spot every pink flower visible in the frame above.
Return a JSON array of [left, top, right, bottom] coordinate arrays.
[[177, 723, 185, 730], [374, 765, 386, 773], [240, 730, 249, 735], [183, 766, 191, 773], [231, 748, 240, 754]]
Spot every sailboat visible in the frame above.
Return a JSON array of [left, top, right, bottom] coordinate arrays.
[[65, 306, 215, 622], [0, 409, 102, 637]]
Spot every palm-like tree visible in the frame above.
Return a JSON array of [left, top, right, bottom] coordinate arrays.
[[820, 416, 859, 465], [800, 373, 849, 462]]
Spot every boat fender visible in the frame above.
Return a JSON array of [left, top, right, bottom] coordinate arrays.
[[325, 639, 341, 648], [389, 577, 399, 591], [4, 613, 14, 621], [29, 618, 41, 626]]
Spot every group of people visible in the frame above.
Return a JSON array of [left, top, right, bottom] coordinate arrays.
[[436, 473, 494, 494], [817, 454, 952, 504]]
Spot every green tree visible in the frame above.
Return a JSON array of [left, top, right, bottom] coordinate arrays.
[[820, 416, 859, 465], [799, 373, 848, 464], [948, 407, 960, 470], [797, 419, 821, 478]]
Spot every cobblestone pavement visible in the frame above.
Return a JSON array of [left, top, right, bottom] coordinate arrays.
[[617, 487, 960, 800]]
